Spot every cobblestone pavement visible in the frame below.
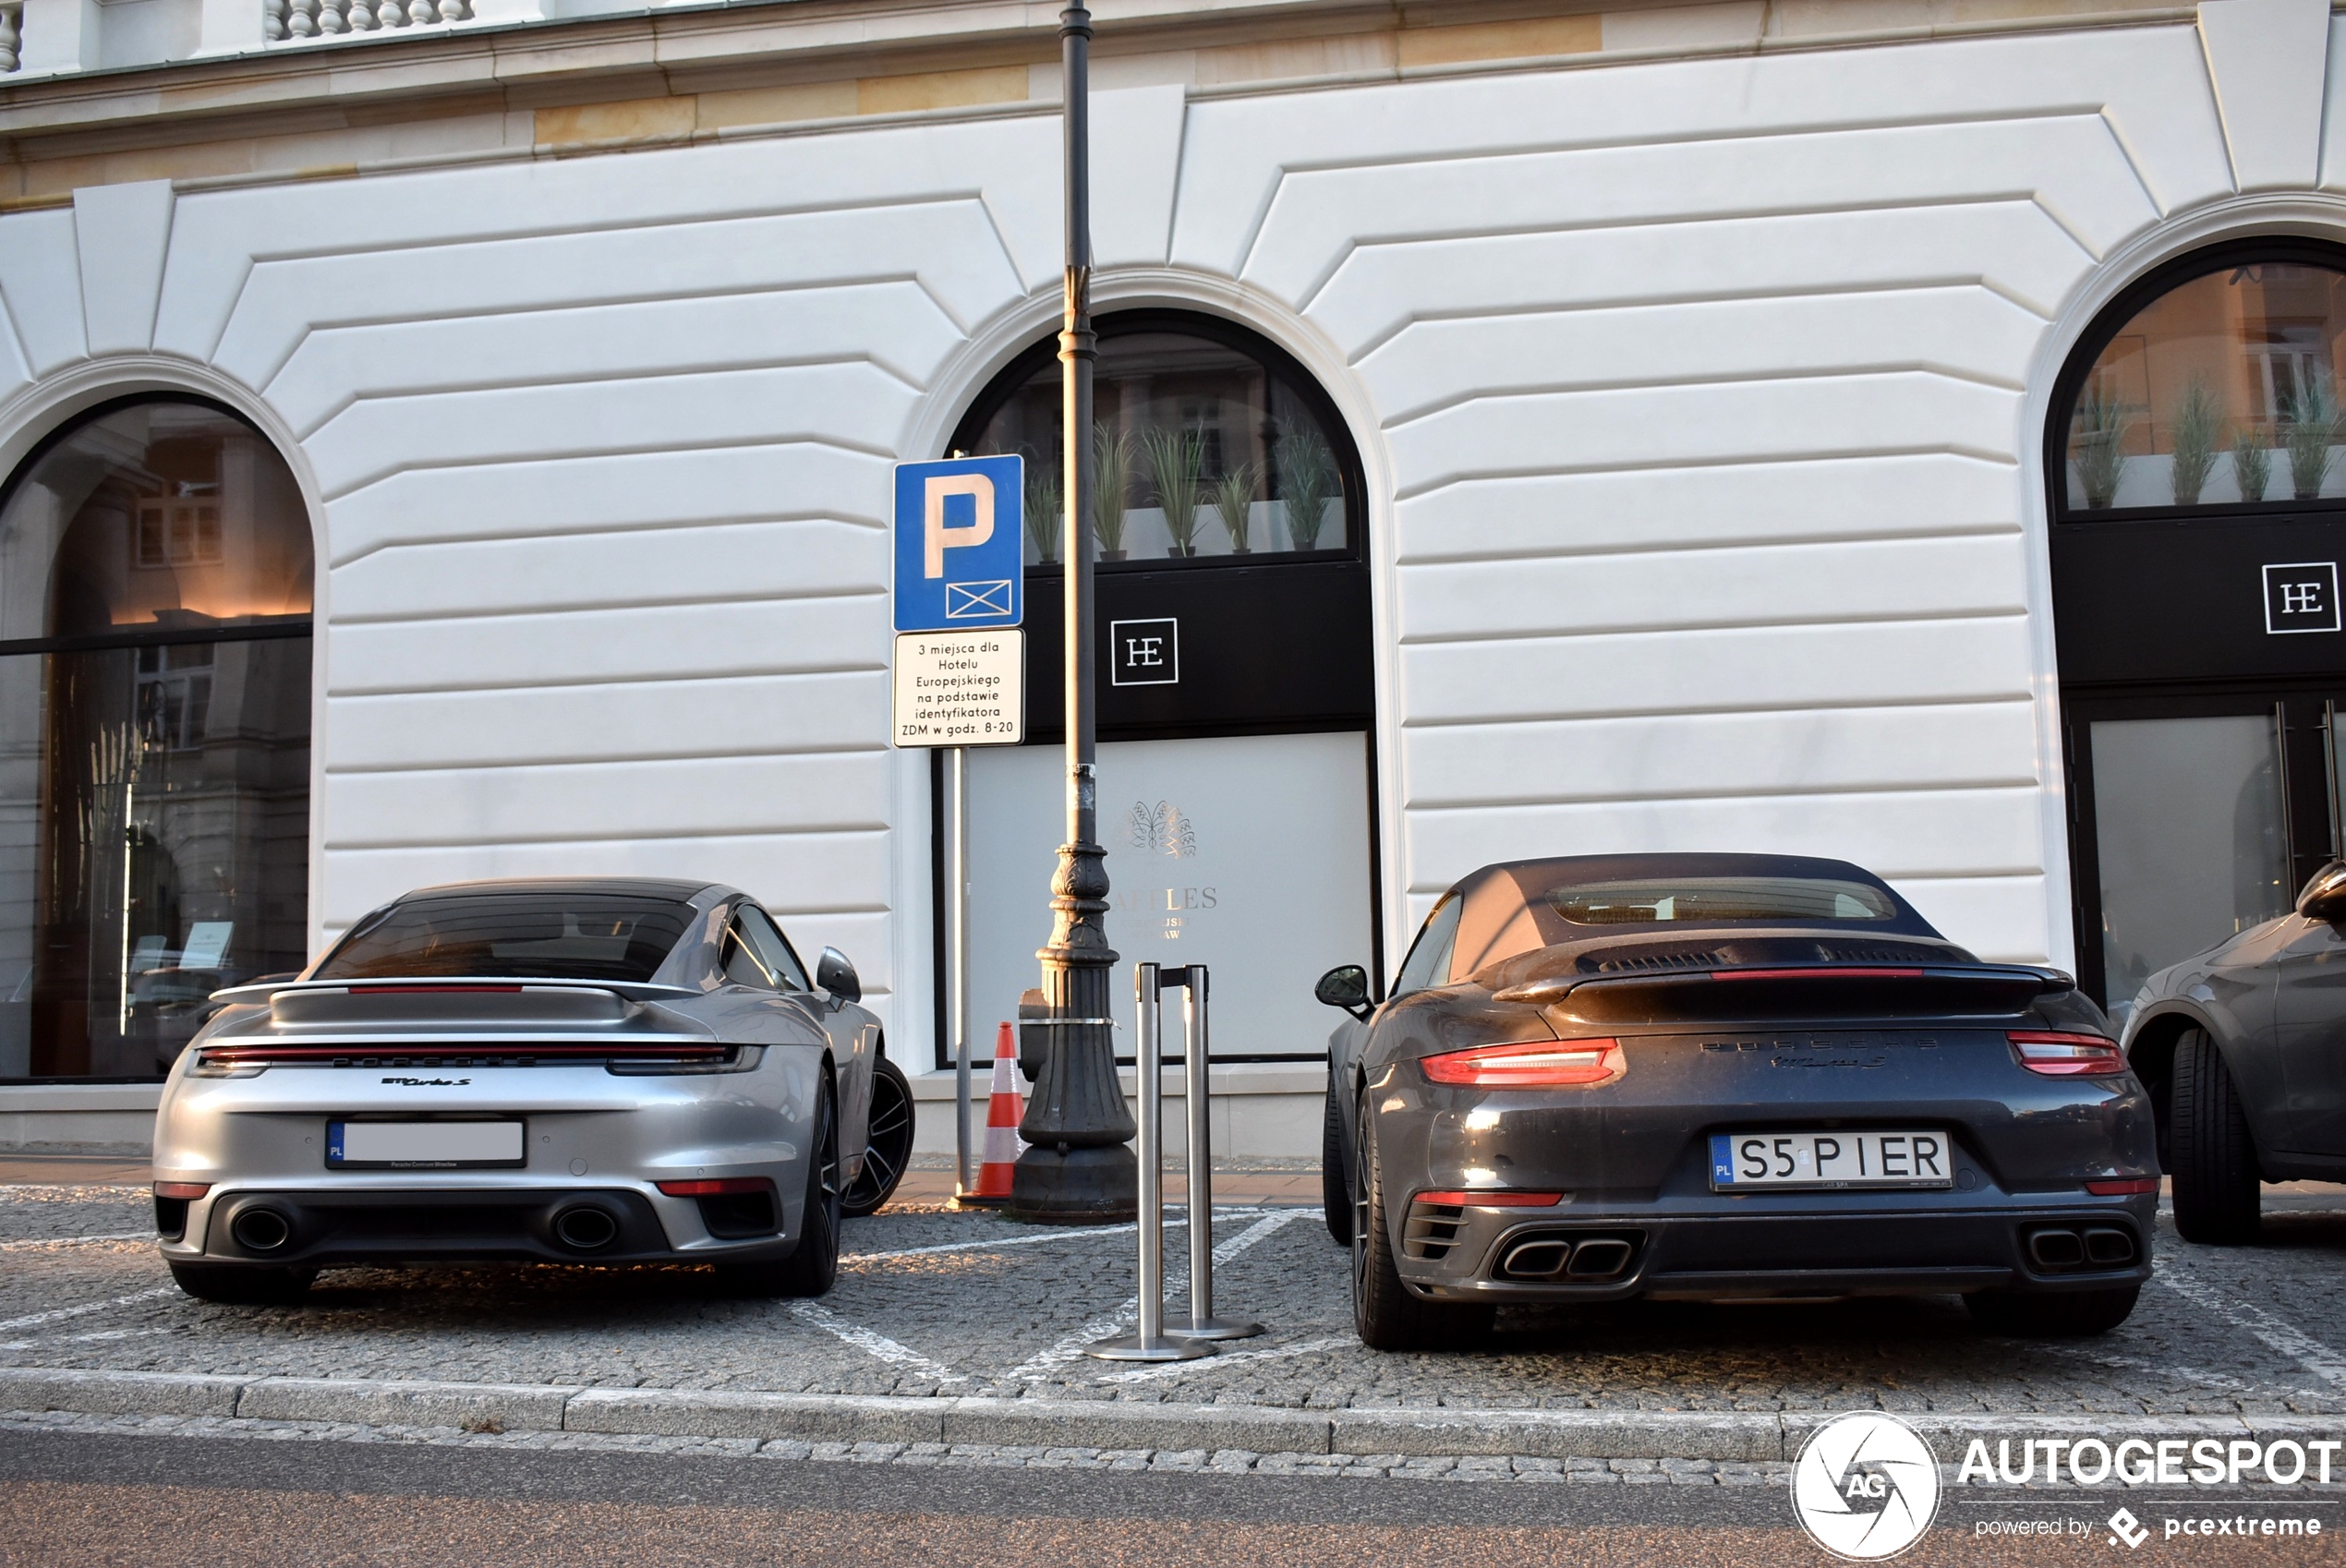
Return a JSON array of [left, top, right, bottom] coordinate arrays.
[[5, 1184, 2346, 1418]]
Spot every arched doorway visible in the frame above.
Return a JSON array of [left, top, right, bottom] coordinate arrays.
[[0, 398, 314, 1079], [941, 309, 1378, 1066], [2049, 244, 2346, 1022]]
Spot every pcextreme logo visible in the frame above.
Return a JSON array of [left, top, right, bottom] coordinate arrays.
[[1790, 1412, 1942, 1560]]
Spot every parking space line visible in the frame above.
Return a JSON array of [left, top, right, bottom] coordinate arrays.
[[1096, 1333, 1356, 1383], [0, 1287, 175, 1334], [837, 1208, 1277, 1267], [786, 1301, 970, 1383], [0, 1233, 151, 1250], [2154, 1261, 2346, 1388]]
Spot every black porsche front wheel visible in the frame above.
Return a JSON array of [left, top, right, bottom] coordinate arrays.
[[841, 1055, 913, 1218], [2169, 1028, 2262, 1246], [1321, 1072, 1351, 1245], [1351, 1104, 1493, 1351], [1966, 1285, 2140, 1337]]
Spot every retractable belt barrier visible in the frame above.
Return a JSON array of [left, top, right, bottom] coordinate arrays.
[[1088, 962, 1264, 1362]]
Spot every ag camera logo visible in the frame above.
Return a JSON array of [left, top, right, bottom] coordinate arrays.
[[1791, 1412, 1942, 1560]]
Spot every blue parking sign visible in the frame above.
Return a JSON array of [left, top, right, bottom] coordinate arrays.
[[893, 455, 1023, 633]]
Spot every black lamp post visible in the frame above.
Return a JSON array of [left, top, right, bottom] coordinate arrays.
[[1011, 0, 1139, 1223]]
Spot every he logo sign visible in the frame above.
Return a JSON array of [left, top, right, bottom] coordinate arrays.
[[2263, 561, 2341, 633]]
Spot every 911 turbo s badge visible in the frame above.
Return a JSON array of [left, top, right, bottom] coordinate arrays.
[[381, 1077, 470, 1086]]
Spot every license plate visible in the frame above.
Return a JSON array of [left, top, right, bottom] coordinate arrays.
[[1710, 1129, 1953, 1190], [327, 1120, 526, 1169]]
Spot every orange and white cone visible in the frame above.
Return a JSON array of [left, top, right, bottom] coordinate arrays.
[[961, 1022, 1025, 1206]]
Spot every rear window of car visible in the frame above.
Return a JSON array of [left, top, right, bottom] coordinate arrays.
[[312, 895, 698, 983], [1545, 876, 1900, 926]]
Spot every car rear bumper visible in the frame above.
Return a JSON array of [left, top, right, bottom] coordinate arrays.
[[1398, 1197, 2156, 1303]]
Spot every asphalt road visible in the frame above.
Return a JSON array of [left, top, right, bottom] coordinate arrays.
[[1, 1428, 2337, 1567]]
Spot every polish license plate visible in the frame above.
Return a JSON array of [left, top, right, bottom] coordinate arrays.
[[1710, 1129, 1953, 1190], [327, 1120, 526, 1169]]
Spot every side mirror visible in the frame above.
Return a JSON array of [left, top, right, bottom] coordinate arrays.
[[2302, 863, 2346, 923], [1314, 963, 1373, 1020], [816, 947, 861, 1009]]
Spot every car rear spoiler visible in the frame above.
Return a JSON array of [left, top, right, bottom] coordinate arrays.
[[206, 978, 705, 1030], [1494, 964, 2071, 1023]]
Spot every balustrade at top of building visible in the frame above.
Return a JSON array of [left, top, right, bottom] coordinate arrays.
[[0, 0, 653, 78], [265, 0, 474, 41]]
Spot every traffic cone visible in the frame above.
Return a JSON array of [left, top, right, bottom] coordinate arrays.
[[960, 1022, 1025, 1207]]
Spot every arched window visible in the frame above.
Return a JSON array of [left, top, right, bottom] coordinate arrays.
[[951, 310, 1363, 565], [0, 399, 314, 1079]]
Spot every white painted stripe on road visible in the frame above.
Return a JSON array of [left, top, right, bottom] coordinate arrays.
[[0, 1186, 149, 1198], [1003, 1211, 1304, 1381], [1096, 1334, 1356, 1383], [0, 1326, 175, 1352], [0, 1234, 151, 1251], [838, 1208, 1276, 1266], [787, 1301, 969, 1384], [2155, 1262, 2346, 1388], [0, 1287, 175, 1334]]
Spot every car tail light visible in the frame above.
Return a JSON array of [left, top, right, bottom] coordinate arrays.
[[153, 1182, 211, 1200], [2086, 1177, 2159, 1195], [1421, 1038, 1624, 1087], [1412, 1189, 1565, 1208], [656, 1177, 774, 1198], [2007, 1031, 2126, 1076]]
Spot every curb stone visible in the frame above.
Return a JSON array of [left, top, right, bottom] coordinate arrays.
[[1, 1369, 2340, 1461]]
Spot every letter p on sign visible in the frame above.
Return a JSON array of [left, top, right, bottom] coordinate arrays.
[[925, 474, 995, 578]]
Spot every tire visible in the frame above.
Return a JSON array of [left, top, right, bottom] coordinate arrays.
[[1321, 1072, 1351, 1246], [719, 1075, 841, 1299], [169, 1262, 316, 1305], [1966, 1285, 2141, 1337], [1351, 1101, 1494, 1351], [841, 1056, 913, 1218], [2170, 1028, 2263, 1245]]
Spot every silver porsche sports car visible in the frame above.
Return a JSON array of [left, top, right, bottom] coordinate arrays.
[[151, 878, 909, 1304], [1318, 853, 2157, 1350]]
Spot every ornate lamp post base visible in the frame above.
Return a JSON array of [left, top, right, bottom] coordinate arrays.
[[1010, 1144, 1136, 1222]]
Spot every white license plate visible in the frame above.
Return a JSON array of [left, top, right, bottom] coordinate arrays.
[[327, 1120, 525, 1168], [1710, 1129, 1953, 1190]]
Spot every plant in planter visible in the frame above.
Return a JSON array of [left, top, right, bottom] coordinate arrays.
[[1023, 464, 1061, 564], [2069, 388, 2131, 510], [2283, 382, 2343, 500], [1141, 428, 1207, 557], [1093, 427, 1132, 560], [2231, 424, 2273, 504], [2167, 378, 2222, 506], [1213, 461, 1259, 554], [1274, 426, 1338, 549]]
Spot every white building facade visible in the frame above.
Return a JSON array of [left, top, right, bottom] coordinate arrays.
[[1, 0, 2340, 1155]]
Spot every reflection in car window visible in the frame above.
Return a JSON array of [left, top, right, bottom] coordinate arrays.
[[314, 895, 695, 982], [1392, 896, 1463, 995], [733, 905, 810, 990], [1546, 877, 1898, 925]]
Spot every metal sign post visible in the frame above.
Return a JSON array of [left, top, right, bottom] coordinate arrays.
[[1166, 965, 1262, 1342], [888, 454, 1026, 1199], [1087, 962, 1212, 1362]]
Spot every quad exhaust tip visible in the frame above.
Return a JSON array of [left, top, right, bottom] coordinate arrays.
[[2026, 1224, 2137, 1272], [551, 1205, 620, 1252], [1496, 1233, 1639, 1281]]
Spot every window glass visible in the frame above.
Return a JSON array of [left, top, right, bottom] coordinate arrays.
[[961, 321, 1352, 565], [734, 904, 809, 990], [2061, 263, 2346, 511], [1392, 895, 1463, 995], [315, 895, 695, 984], [1545, 877, 1900, 925]]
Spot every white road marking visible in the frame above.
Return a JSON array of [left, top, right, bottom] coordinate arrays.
[[1096, 1334, 1356, 1383], [0, 1327, 175, 1352], [1004, 1210, 1304, 1381], [786, 1301, 969, 1383], [0, 1287, 176, 1334], [0, 1233, 151, 1251], [2155, 1262, 2346, 1388], [837, 1207, 1278, 1266], [0, 1186, 149, 1198]]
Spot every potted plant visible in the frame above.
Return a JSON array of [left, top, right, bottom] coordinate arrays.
[[1141, 428, 1206, 558], [2168, 378, 2221, 506], [1023, 464, 1061, 565], [2230, 423, 2273, 504], [2070, 388, 2131, 510], [1274, 426, 1338, 549], [1093, 427, 1131, 561], [2283, 383, 2342, 500], [1213, 461, 1258, 554]]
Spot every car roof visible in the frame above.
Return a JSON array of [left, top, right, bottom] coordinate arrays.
[[1446, 852, 1941, 977], [393, 876, 732, 904]]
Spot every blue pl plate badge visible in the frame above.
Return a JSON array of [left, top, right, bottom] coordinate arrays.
[[1710, 1134, 1735, 1186]]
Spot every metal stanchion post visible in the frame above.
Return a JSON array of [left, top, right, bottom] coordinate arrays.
[[1087, 962, 1211, 1363], [950, 746, 972, 1197], [1167, 965, 1261, 1342]]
